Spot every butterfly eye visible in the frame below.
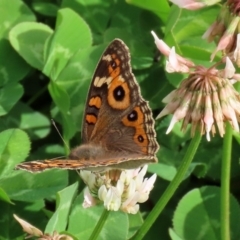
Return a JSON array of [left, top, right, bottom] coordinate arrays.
[[128, 110, 138, 121], [113, 86, 125, 101]]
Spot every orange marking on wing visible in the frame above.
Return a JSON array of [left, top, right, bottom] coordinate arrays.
[[122, 107, 144, 127], [107, 77, 130, 110], [108, 66, 120, 79], [108, 55, 121, 79], [89, 96, 102, 109], [86, 114, 97, 124], [134, 129, 149, 153], [122, 107, 149, 153]]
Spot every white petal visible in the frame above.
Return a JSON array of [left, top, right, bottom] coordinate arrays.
[[138, 174, 157, 194], [137, 193, 149, 203], [120, 170, 134, 185], [126, 180, 136, 198], [135, 166, 147, 190], [122, 192, 139, 208], [166, 116, 178, 134], [120, 171, 127, 182], [234, 34, 240, 62], [224, 57, 235, 78], [122, 204, 139, 214], [145, 174, 157, 191], [13, 214, 43, 237], [98, 185, 107, 201], [168, 47, 180, 71], [151, 31, 171, 56], [83, 188, 97, 208], [104, 187, 121, 211], [80, 170, 92, 183], [116, 180, 124, 195]]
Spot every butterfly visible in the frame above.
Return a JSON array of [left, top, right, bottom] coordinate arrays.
[[16, 39, 159, 172]]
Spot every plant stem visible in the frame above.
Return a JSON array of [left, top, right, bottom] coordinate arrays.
[[221, 123, 232, 240], [27, 85, 48, 105], [89, 208, 110, 240], [132, 131, 202, 240]]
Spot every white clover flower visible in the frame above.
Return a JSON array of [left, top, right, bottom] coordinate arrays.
[[80, 166, 157, 214]]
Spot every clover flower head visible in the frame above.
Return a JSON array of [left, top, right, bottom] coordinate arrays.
[[80, 166, 157, 214]]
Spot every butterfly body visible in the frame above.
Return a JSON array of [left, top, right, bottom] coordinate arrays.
[[16, 39, 159, 172]]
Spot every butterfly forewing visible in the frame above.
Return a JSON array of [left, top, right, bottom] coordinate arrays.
[[81, 39, 133, 143], [16, 39, 159, 173]]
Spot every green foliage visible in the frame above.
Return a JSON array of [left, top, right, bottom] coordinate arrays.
[[68, 193, 129, 239], [1, 0, 240, 239], [172, 187, 240, 240]]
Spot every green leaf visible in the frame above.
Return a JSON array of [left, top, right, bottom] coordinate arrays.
[[165, 6, 219, 45], [61, 0, 111, 34], [169, 228, 183, 240], [9, 22, 53, 70], [43, 8, 92, 79], [148, 147, 178, 181], [61, 113, 77, 141], [0, 40, 30, 87], [127, 212, 143, 238], [50, 104, 77, 141], [0, 83, 23, 116], [193, 137, 240, 180], [68, 193, 128, 240], [0, 201, 20, 239], [48, 81, 70, 113], [164, 6, 220, 77], [156, 115, 191, 149], [0, 129, 30, 177], [140, 67, 172, 110], [0, 0, 35, 38], [0, 187, 13, 204], [50, 45, 106, 140], [54, 46, 103, 137], [0, 200, 47, 239], [32, 2, 59, 17], [173, 186, 240, 240], [0, 102, 51, 140], [31, 144, 65, 161], [1, 170, 68, 201], [45, 182, 78, 233], [148, 146, 207, 181], [58, 46, 101, 82], [126, 0, 170, 23]]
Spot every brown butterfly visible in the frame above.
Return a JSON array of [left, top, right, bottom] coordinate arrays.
[[16, 39, 159, 172]]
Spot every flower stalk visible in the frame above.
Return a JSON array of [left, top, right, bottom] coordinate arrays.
[[221, 122, 232, 240], [89, 209, 110, 240]]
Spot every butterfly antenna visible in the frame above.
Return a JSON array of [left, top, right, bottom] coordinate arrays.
[[51, 119, 70, 152]]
